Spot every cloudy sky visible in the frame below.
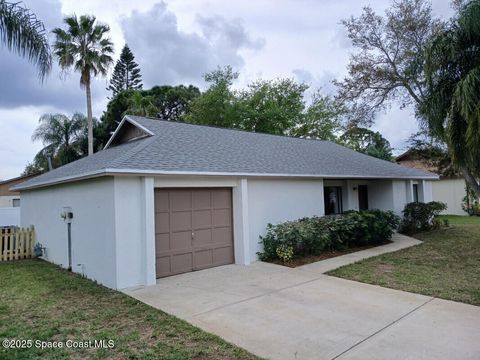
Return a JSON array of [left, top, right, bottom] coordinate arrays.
[[0, 0, 453, 179]]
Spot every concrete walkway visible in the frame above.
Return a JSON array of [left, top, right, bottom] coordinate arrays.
[[123, 235, 480, 360]]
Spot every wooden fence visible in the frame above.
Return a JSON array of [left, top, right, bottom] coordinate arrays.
[[0, 226, 35, 261]]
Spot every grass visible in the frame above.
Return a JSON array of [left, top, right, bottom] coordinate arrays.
[[0, 260, 260, 360], [438, 214, 480, 225], [328, 223, 480, 306]]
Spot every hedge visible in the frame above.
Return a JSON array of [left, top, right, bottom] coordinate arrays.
[[257, 210, 400, 262]]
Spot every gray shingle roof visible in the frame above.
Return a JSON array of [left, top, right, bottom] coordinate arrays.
[[14, 115, 437, 190]]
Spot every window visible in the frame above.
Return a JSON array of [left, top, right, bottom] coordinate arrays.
[[12, 199, 20, 207], [412, 184, 419, 203], [324, 186, 343, 215]]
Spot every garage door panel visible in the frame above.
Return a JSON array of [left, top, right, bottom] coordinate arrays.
[[172, 253, 193, 273], [155, 212, 170, 232], [192, 209, 211, 229], [156, 233, 170, 253], [155, 191, 169, 212], [193, 190, 211, 209], [213, 227, 232, 244], [212, 189, 231, 208], [194, 228, 212, 246], [155, 188, 233, 278], [170, 191, 192, 211], [171, 211, 191, 232], [156, 256, 171, 277], [170, 231, 191, 250], [212, 208, 231, 227], [194, 249, 213, 269], [214, 246, 234, 264]]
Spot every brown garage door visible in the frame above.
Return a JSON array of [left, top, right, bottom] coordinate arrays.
[[154, 188, 234, 278]]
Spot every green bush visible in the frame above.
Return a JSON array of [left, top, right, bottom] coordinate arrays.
[[257, 210, 400, 262], [399, 201, 447, 234]]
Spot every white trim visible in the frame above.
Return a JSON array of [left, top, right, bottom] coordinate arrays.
[[233, 178, 250, 265], [141, 177, 156, 286], [13, 167, 439, 191], [107, 168, 439, 180], [11, 170, 107, 191], [104, 115, 155, 150]]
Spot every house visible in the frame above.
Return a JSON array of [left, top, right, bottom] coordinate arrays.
[[0, 173, 39, 208], [0, 173, 39, 226], [13, 116, 437, 289], [396, 150, 467, 215]]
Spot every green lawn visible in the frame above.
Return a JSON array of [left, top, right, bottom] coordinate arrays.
[[439, 214, 480, 225], [328, 223, 480, 306], [0, 260, 259, 360]]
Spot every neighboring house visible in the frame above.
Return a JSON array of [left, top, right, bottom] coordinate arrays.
[[0, 174, 39, 226], [14, 116, 438, 289], [396, 150, 466, 216]]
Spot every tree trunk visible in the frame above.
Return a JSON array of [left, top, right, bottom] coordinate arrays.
[[462, 167, 480, 198], [85, 81, 93, 156]]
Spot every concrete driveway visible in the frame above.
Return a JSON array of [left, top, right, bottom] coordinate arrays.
[[123, 238, 480, 360]]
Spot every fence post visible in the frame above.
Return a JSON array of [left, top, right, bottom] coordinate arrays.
[[20, 228, 25, 259], [2, 229, 7, 261], [0, 229, 5, 261], [31, 226, 35, 258], [8, 229, 13, 261]]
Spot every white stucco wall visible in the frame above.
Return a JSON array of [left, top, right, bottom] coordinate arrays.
[[113, 176, 156, 289], [368, 180, 394, 212], [0, 207, 20, 226], [432, 178, 466, 215], [392, 180, 409, 214], [247, 178, 324, 260], [20, 177, 117, 288]]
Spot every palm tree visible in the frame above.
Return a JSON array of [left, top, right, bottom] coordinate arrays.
[[124, 91, 159, 117], [0, 1, 51, 79], [421, 0, 480, 197], [52, 15, 114, 156], [32, 113, 87, 167]]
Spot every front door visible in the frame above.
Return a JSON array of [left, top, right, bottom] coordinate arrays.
[[358, 185, 369, 211]]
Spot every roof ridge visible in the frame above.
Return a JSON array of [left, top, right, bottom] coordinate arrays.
[[127, 115, 331, 144]]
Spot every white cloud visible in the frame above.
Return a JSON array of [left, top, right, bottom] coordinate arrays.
[[121, 2, 264, 88], [372, 106, 420, 155]]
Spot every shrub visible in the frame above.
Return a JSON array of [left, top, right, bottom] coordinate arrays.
[[257, 210, 400, 262], [257, 218, 330, 261], [399, 201, 447, 234], [276, 244, 294, 262]]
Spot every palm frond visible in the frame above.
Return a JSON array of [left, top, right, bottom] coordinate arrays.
[[0, 0, 52, 80]]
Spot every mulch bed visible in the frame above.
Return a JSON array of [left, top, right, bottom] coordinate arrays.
[[269, 240, 393, 268]]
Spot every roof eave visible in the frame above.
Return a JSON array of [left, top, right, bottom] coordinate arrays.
[[11, 170, 108, 191], [13, 168, 439, 191]]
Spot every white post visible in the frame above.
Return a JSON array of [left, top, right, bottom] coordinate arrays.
[[406, 180, 414, 203], [233, 178, 250, 265], [142, 177, 156, 286]]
